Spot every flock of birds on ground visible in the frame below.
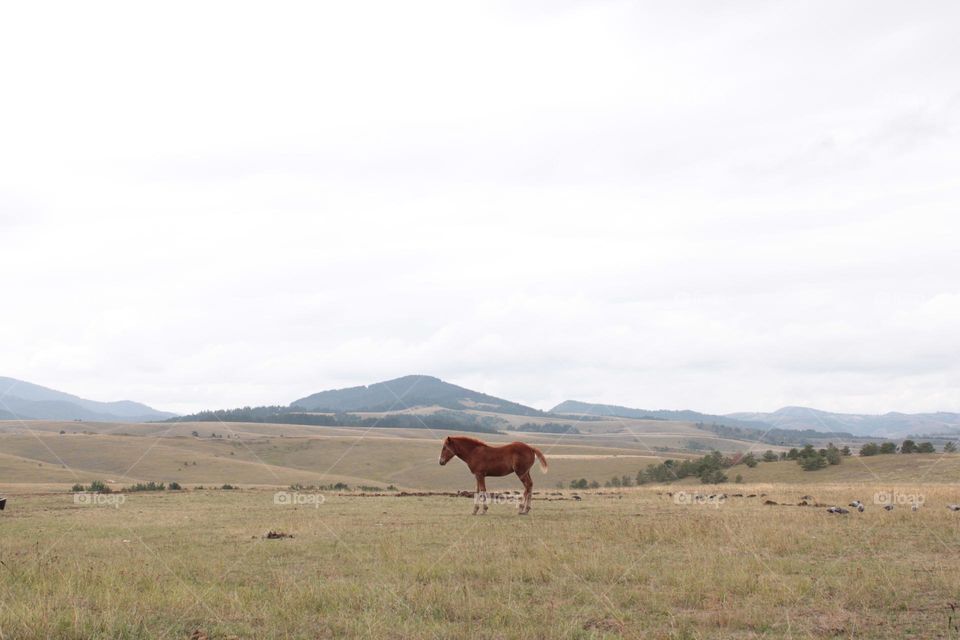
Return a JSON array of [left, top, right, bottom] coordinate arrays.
[[660, 491, 960, 514]]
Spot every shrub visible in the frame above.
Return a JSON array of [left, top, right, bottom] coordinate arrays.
[[168, 482, 183, 490], [128, 481, 165, 492], [71, 483, 85, 492], [221, 484, 236, 490], [89, 480, 111, 494], [944, 442, 958, 453], [860, 443, 879, 456]]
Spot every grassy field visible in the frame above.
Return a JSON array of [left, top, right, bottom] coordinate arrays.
[[3, 484, 960, 639], [4, 420, 960, 638]]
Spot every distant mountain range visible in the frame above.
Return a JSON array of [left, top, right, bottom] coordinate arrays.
[[4, 373, 957, 439], [0, 376, 176, 422], [553, 400, 960, 438], [292, 375, 544, 416], [729, 406, 960, 438]]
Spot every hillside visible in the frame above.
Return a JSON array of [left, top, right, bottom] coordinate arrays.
[[292, 375, 544, 416], [0, 376, 176, 422], [552, 399, 773, 430], [0, 420, 694, 491], [730, 406, 960, 438]]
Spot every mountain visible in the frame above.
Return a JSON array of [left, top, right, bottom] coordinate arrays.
[[292, 375, 544, 416], [551, 400, 775, 431], [0, 376, 177, 422], [728, 407, 960, 438]]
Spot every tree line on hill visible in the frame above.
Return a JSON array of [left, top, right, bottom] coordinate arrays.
[[165, 406, 504, 433], [565, 438, 958, 488], [699, 421, 855, 446]]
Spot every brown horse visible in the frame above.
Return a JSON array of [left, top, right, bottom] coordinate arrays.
[[439, 436, 548, 515]]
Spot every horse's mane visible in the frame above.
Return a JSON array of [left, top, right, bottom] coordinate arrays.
[[448, 435, 488, 447]]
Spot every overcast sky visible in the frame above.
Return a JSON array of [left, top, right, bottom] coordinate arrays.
[[2, 1, 959, 416]]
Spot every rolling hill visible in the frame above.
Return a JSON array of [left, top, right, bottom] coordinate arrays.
[[551, 400, 774, 430], [0, 376, 176, 422], [291, 374, 544, 416]]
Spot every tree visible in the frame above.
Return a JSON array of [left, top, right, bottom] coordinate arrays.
[[944, 441, 958, 453], [786, 448, 800, 460], [901, 439, 917, 454], [801, 454, 828, 471], [860, 443, 880, 457], [840, 445, 852, 456], [743, 453, 758, 468], [824, 444, 842, 465], [879, 442, 897, 454], [917, 442, 935, 453], [762, 450, 778, 462], [700, 469, 728, 484]]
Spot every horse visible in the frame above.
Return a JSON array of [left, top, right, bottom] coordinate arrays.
[[438, 435, 548, 515]]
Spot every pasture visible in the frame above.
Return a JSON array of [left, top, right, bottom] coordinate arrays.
[[3, 484, 960, 639]]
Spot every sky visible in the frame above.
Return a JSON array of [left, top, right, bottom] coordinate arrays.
[[1, 1, 959, 416]]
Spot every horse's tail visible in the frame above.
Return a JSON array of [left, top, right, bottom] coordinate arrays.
[[532, 447, 548, 474]]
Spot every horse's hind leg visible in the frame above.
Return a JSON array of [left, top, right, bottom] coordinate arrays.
[[518, 471, 533, 515], [479, 476, 489, 514]]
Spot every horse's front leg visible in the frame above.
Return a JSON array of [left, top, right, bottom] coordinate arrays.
[[479, 476, 489, 514]]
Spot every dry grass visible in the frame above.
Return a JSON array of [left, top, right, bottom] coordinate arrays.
[[3, 484, 960, 639]]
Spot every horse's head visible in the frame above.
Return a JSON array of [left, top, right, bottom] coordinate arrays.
[[439, 437, 456, 466]]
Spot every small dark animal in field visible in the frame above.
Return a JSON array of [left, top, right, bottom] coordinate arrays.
[[439, 436, 548, 515], [764, 500, 778, 505], [801, 495, 814, 500], [947, 505, 960, 511], [849, 500, 863, 509], [263, 531, 293, 539], [884, 505, 895, 511], [827, 507, 849, 514], [573, 495, 582, 501], [0, 497, 6, 511], [746, 494, 757, 498]]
